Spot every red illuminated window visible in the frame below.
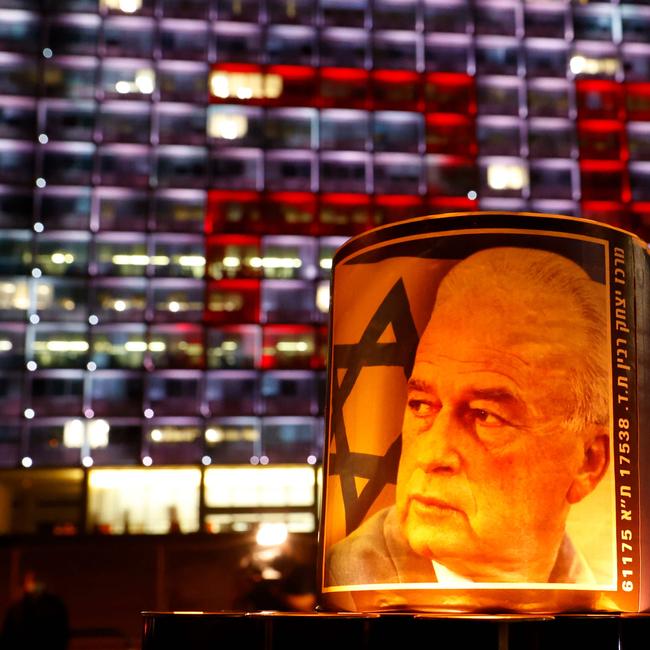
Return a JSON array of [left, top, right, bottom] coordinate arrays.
[[319, 67, 369, 109], [371, 70, 422, 111], [580, 161, 629, 202], [426, 113, 476, 156], [264, 191, 317, 235], [205, 279, 260, 324], [626, 83, 650, 121], [576, 79, 624, 120], [578, 120, 626, 161], [424, 72, 475, 114], [319, 193, 370, 235], [206, 190, 262, 234], [374, 195, 426, 226]]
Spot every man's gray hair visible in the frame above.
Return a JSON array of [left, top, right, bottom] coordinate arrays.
[[436, 247, 610, 430]]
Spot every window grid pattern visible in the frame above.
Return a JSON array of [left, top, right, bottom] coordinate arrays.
[[1, 0, 650, 478]]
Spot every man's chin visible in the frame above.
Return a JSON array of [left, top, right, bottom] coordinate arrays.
[[403, 513, 467, 561]]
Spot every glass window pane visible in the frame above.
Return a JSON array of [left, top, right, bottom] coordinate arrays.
[[204, 466, 314, 507], [0, 97, 36, 139], [151, 235, 205, 278], [146, 372, 202, 416], [148, 324, 204, 369], [207, 325, 260, 369], [204, 419, 260, 463], [0, 469, 84, 535], [40, 187, 91, 230], [0, 373, 22, 417], [153, 190, 205, 232], [0, 421, 20, 463], [90, 325, 147, 369], [157, 145, 208, 188], [0, 187, 32, 229], [88, 468, 200, 534], [35, 278, 87, 322], [96, 188, 149, 231], [0, 324, 25, 369], [90, 278, 147, 322], [261, 417, 320, 463], [261, 370, 316, 415], [159, 104, 208, 146], [206, 370, 258, 416], [29, 371, 84, 416], [99, 101, 151, 144], [28, 421, 81, 466], [31, 325, 89, 369], [151, 279, 204, 322], [90, 371, 143, 416], [34, 234, 89, 277], [48, 15, 100, 56]]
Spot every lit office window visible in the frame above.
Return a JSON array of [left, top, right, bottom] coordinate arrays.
[[146, 420, 203, 463], [151, 279, 204, 322], [205, 417, 260, 463], [90, 278, 147, 322], [90, 324, 148, 370], [206, 325, 261, 369], [95, 234, 149, 277], [204, 466, 315, 508], [87, 468, 201, 534], [35, 277, 87, 322], [0, 277, 30, 320], [148, 324, 204, 369], [31, 325, 89, 369], [151, 235, 205, 278]]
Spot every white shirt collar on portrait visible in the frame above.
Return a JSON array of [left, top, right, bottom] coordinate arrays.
[[432, 560, 474, 584]]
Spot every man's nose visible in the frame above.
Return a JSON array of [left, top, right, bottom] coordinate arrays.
[[415, 407, 462, 473]]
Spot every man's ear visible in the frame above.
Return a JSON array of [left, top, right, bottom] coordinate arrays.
[[566, 427, 610, 504]]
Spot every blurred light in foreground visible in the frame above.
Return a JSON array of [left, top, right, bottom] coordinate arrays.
[[256, 522, 289, 547], [21, 457, 33, 468]]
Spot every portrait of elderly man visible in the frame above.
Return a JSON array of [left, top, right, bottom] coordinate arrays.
[[326, 246, 611, 587]]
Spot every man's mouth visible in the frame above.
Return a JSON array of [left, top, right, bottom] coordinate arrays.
[[409, 494, 463, 515]]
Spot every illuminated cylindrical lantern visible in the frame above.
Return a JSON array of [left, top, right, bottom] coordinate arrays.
[[318, 212, 650, 613]]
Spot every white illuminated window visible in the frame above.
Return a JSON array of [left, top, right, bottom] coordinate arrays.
[[569, 55, 619, 77], [207, 110, 249, 140], [487, 163, 528, 191], [209, 71, 283, 100], [88, 468, 201, 534], [101, 0, 143, 14], [204, 466, 315, 508]]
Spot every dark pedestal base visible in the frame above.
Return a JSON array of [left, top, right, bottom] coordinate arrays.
[[142, 611, 650, 650]]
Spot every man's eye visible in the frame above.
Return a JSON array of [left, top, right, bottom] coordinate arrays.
[[408, 399, 434, 417], [472, 409, 505, 427]]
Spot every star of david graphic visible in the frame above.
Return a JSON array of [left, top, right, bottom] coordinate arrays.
[[328, 278, 420, 535]]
